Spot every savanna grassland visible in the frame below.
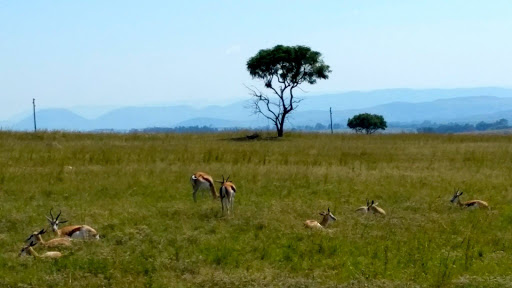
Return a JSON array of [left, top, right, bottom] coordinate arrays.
[[1, 131, 512, 287]]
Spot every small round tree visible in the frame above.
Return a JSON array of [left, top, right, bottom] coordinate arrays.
[[347, 113, 387, 134]]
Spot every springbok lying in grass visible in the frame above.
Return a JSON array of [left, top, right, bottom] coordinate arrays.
[[304, 208, 337, 229], [19, 241, 62, 259], [190, 172, 218, 202], [450, 189, 489, 209], [356, 199, 386, 215], [46, 209, 99, 240], [217, 175, 236, 215], [25, 228, 72, 247], [356, 199, 371, 213]]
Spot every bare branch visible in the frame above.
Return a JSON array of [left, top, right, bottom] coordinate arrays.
[[296, 86, 309, 93], [244, 84, 279, 125]]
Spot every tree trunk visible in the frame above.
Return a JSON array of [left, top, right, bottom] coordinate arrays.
[[276, 114, 286, 137], [277, 127, 284, 137]]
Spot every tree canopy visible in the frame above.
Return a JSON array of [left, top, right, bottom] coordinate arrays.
[[246, 45, 331, 137], [347, 113, 387, 134]]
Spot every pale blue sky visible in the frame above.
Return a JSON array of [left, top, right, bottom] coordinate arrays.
[[1, 0, 511, 120]]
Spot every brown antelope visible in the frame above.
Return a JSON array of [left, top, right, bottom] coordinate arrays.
[[25, 228, 72, 247], [190, 172, 218, 202], [217, 175, 236, 214], [356, 200, 386, 215], [304, 208, 337, 229], [450, 189, 489, 209], [19, 241, 62, 259], [46, 209, 99, 240]]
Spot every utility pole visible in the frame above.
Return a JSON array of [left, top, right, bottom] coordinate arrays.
[[33, 98, 37, 132], [329, 107, 333, 134]]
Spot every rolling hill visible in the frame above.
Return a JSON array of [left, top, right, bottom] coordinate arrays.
[[6, 88, 512, 131]]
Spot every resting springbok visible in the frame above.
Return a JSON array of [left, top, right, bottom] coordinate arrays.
[[46, 209, 99, 240], [217, 175, 236, 214], [190, 172, 218, 202], [356, 200, 386, 215], [450, 189, 489, 209], [356, 199, 371, 213], [25, 228, 72, 247], [19, 241, 62, 259], [304, 208, 337, 229]]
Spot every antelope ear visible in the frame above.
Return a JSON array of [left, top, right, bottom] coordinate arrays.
[[371, 200, 374, 205], [459, 192, 463, 196], [59, 220, 68, 224], [328, 207, 330, 212]]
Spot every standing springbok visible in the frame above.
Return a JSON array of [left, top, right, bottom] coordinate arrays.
[[450, 189, 489, 209], [190, 172, 218, 202], [304, 208, 337, 229], [217, 175, 236, 215], [25, 229, 72, 247], [356, 200, 386, 215], [46, 209, 99, 240], [19, 241, 62, 259]]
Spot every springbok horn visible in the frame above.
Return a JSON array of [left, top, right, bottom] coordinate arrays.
[[226, 175, 230, 182], [56, 210, 62, 221], [49, 208, 54, 220], [222, 175, 225, 182]]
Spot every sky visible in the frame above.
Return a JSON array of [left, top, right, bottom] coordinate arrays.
[[1, 0, 512, 120]]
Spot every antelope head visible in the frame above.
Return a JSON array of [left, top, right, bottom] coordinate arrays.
[[46, 209, 68, 232], [320, 207, 337, 222], [216, 175, 231, 184], [25, 228, 46, 245], [450, 189, 463, 203], [19, 241, 37, 257]]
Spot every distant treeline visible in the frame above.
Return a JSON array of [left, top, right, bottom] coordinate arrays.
[[417, 119, 510, 134], [130, 126, 219, 133], [127, 119, 510, 134], [129, 126, 274, 133], [291, 123, 343, 131]]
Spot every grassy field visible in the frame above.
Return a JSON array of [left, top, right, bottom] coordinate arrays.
[[0, 131, 511, 287]]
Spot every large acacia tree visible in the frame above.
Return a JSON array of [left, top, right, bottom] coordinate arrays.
[[246, 45, 331, 137]]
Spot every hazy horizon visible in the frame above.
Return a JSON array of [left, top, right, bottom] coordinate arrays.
[[2, 1, 512, 120], [4, 86, 512, 122]]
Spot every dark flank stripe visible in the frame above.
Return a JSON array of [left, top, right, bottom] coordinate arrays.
[[67, 226, 82, 237]]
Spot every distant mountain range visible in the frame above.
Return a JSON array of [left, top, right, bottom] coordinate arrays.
[[3, 87, 512, 131]]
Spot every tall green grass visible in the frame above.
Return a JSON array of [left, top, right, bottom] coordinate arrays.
[[0, 131, 511, 287]]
